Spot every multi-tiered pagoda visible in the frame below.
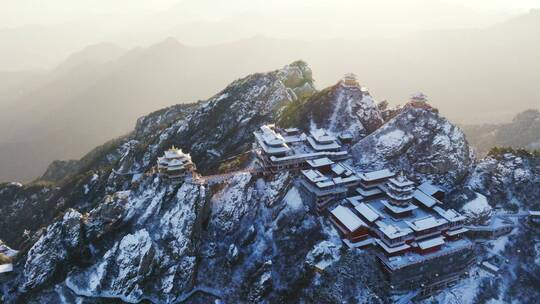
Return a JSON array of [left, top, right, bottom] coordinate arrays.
[[157, 146, 196, 181]]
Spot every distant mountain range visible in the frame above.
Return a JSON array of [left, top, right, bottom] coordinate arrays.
[[0, 0, 515, 71], [0, 38, 302, 181], [462, 109, 540, 156], [1, 10, 540, 182]]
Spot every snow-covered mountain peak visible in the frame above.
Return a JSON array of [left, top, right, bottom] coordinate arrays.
[[290, 75, 384, 140], [352, 106, 473, 187]]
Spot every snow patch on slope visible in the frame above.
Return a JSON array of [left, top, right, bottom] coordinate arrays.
[[462, 192, 492, 215], [283, 186, 303, 211], [377, 129, 408, 150], [306, 240, 341, 271]]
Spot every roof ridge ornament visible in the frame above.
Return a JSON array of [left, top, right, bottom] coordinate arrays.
[[397, 171, 407, 182]]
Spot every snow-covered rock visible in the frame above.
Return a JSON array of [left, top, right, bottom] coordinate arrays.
[[20, 210, 84, 292], [305, 240, 341, 271], [190, 172, 364, 303], [294, 80, 383, 139], [247, 260, 274, 302], [163, 61, 315, 173], [462, 192, 492, 216], [438, 151, 540, 303], [211, 173, 255, 232], [63, 180, 207, 303], [283, 186, 304, 211], [352, 106, 473, 187], [0, 241, 18, 259], [66, 229, 157, 303], [468, 151, 540, 209], [277, 60, 315, 99], [226, 244, 240, 264], [0, 181, 58, 247]]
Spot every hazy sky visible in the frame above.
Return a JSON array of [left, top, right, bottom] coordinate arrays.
[[2, 0, 539, 28], [1, 0, 540, 71]]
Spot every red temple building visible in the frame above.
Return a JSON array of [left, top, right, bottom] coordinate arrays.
[[328, 169, 474, 297]]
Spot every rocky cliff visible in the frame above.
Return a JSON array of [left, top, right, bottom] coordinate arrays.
[[287, 79, 383, 140], [351, 106, 474, 188], [0, 61, 314, 249], [469, 150, 540, 210], [426, 150, 540, 304]]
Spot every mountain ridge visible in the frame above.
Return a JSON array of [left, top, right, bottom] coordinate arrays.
[[462, 109, 540, 156], [3, 10, 540, 181], [0, 62, 539, 303]]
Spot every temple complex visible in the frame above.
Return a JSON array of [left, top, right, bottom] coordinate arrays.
[[251, 121, 476, 297], [326, 170, 473, 297], [253, 124, 349, 174], [252, 122, 477, 298]]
